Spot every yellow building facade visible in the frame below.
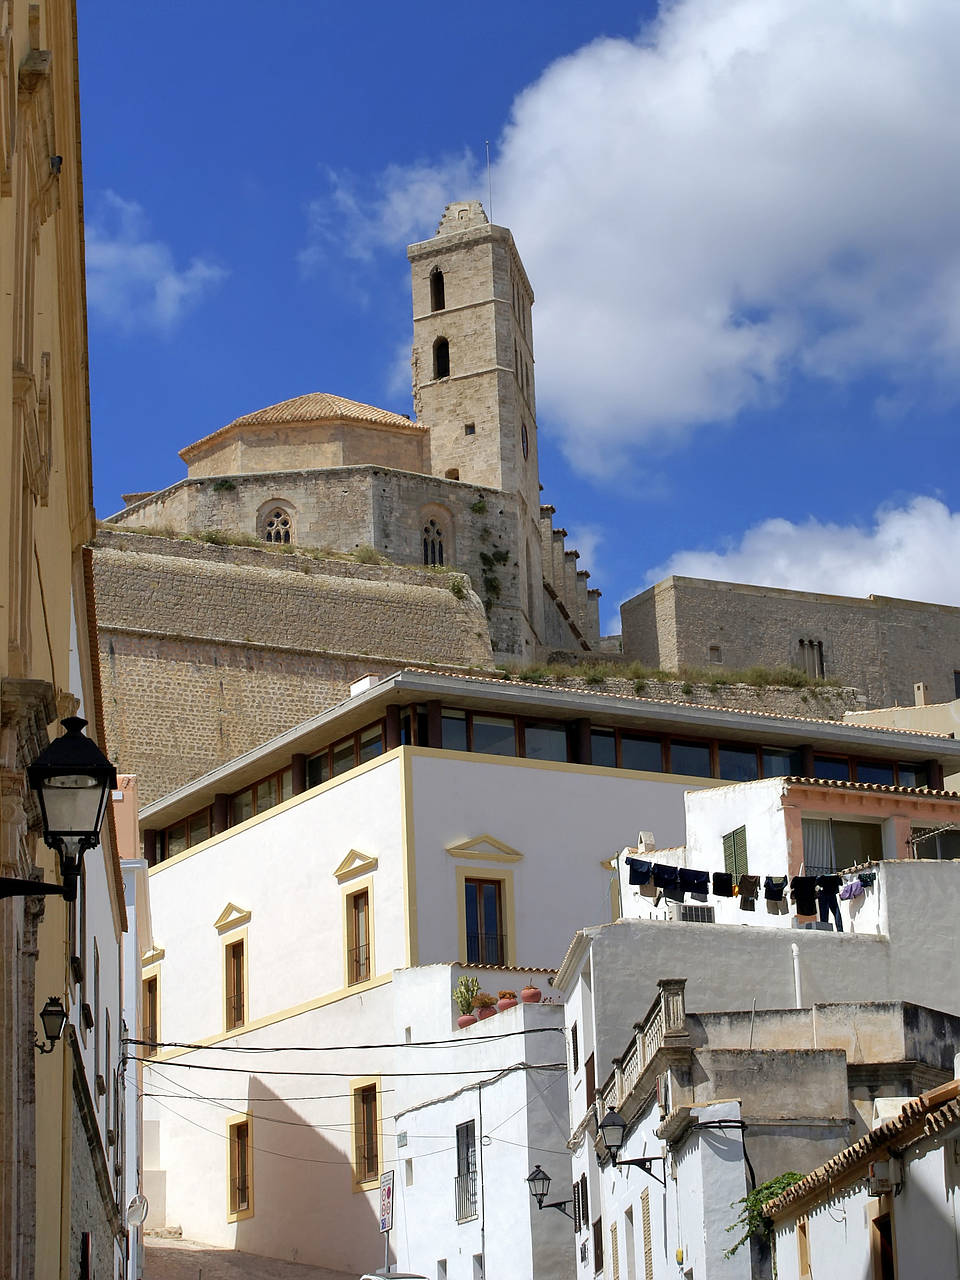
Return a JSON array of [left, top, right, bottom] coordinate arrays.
[[0, 4, 126, 1278]]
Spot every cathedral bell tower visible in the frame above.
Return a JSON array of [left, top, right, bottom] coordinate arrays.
[[408, 202, 541, 520]]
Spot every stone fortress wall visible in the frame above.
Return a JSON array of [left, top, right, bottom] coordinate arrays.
[[622, 576, 960, 709], [92, 529, 492, 803]]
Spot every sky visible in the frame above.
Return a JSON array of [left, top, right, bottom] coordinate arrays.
[[78, 1, 960, 634]]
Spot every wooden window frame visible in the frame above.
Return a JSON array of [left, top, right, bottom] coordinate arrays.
[[307, 720, 387, 789], [463, 876, 505, 965], [142, 969, 160, 1056], [351, 1078, 381, 1190], [223, 933, 248, 1032], [344, 879, 375, 987], [227, 1115, 254, 1221], [459, 870, 515, 967], [159, 806, 212, 861]]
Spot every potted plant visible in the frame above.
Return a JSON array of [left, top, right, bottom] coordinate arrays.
[[473, 991, 498, 1021], [520, 984, 542, 1003], [453, 975, 480, 1028], [497, 989, 518, 1011]]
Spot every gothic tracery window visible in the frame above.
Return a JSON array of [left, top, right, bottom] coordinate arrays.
[[423, 519, 444, 566], [264, 508, 292, 544]]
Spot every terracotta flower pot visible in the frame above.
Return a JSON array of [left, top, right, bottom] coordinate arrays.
[[520, 986, 542, 1003], [497, 997, 518, 1012], [457, 1014, 478, 1029], [476, 1005, 497, 1020]]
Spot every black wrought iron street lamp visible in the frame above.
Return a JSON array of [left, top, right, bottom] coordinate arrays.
[[0, 716, 116, 903], [35, 996, 67, 1053], [598, 1108, 666, 1185], [525, 1165, 573, 1219]]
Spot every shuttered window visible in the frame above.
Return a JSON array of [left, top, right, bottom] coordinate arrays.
[[573, 1181, 581, 1233], [593, 1219, 604, 1274], [610, 1222, 620, 1280], [722, 826, 748, 878], [641, 1189, 653, 1280], [571, 1022, 579, 1073], [580, 1173, 589, 1232]]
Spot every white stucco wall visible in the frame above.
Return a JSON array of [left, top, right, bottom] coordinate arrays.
[[775, 1131, 960, 1280], [390, 987, 573, 1280], [146, 756, 407, 1046], [409, 750, 711, 968]]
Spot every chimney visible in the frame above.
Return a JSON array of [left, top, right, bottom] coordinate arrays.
[[914, 682, 929, 707]]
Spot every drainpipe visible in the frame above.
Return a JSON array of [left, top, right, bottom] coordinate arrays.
[[791, 943, 803, 1009]]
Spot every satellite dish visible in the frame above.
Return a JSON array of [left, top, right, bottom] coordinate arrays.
[[126, 1193, 148, 1226]]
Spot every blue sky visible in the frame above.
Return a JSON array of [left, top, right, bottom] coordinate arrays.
[[78, 1, 960, 633]]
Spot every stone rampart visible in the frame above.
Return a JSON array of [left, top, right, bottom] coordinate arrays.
[[92, 532, 494, 802]]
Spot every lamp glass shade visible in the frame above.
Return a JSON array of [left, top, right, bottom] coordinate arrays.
[[526, 1164, 550, 1204], [599, 1108, 627, 1156], [27, 718, 116, 843], [39, 996, 67, 1044]]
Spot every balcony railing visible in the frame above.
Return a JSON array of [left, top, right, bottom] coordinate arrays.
[[225, 991, 244, 1029], [349, 943, 370, 985], [597, 978, 689, 1120], [466, 931, 505, 965], [455, 1170, 478, 1222]]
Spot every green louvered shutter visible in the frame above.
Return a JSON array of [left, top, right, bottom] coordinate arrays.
[[723, 826, 749, 878]]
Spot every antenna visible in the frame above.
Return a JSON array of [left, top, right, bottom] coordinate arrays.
[[485, 139, 493, 222]]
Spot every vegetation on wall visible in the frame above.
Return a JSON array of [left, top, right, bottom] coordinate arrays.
[[725, 1172, 802, 1262]]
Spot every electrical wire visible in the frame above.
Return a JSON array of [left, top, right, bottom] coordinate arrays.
[[123, 1024, 563, 1055], [131, 1055, 564, 1079]]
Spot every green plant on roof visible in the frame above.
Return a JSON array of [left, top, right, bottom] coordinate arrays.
[[452, 975, 480, 1016]]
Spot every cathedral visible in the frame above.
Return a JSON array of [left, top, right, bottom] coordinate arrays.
[[95, 203, 600, 800]]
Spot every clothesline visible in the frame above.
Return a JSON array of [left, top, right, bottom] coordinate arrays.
[[623, 856, 877, 931]]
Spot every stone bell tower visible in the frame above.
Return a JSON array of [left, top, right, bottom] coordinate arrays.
[[408, 202, 541, 519], [408, 203, 545, 648]]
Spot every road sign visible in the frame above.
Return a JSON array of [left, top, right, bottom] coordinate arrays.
[[379, 1170, 394, 1233]]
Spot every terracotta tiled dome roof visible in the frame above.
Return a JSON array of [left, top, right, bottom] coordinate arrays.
[[180, 392, 422, 461]]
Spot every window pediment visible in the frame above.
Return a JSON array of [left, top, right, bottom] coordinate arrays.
[[334, 849, 379, 884], [445, 834, 523, 863], [214, 903, 252, 934]]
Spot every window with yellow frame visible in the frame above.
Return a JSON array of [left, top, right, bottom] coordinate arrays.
[[351, 1078, 380, 1189], [227, 1115, 253, 1220]]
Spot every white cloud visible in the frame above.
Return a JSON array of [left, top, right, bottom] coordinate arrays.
[[300, 153, 482, 270], [565, 523, 605, 570], [644, 496, 960, 606], [313, 0, 960, 476], [86, 191, 227, 332]]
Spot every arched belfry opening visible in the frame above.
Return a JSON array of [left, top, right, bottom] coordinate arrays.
[[430, 268, 445, 312], [433, 337, 450, 380]]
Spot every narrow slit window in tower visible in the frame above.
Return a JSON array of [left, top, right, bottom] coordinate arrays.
[[430, 268, 445, 311], [433, 337, 450, 379]]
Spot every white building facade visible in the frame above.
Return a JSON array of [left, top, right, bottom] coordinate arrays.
[[134, 670, 960, 1276]]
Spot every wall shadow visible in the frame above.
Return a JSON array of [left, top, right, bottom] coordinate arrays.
[[231, 1074, 383, 1276]]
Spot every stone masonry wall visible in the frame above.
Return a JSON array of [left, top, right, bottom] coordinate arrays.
[[92, 532, 494, 802], [621, 576, 960, 709], [69, 1090, 115, 1280], [103, 464, 561, 659]]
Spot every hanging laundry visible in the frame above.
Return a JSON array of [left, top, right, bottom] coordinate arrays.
[[764, 876, 787, 901], [737, 874, 759, 911], [816, 875, 843, 931], [625, 857, 657, 897], [859, 871, 877, 888], [652, 864, 684, 903], [712, 872, 734, 897], [839, 878, 864, 901], [679, 868, 709, 902], [791, 875, 818, 915]]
